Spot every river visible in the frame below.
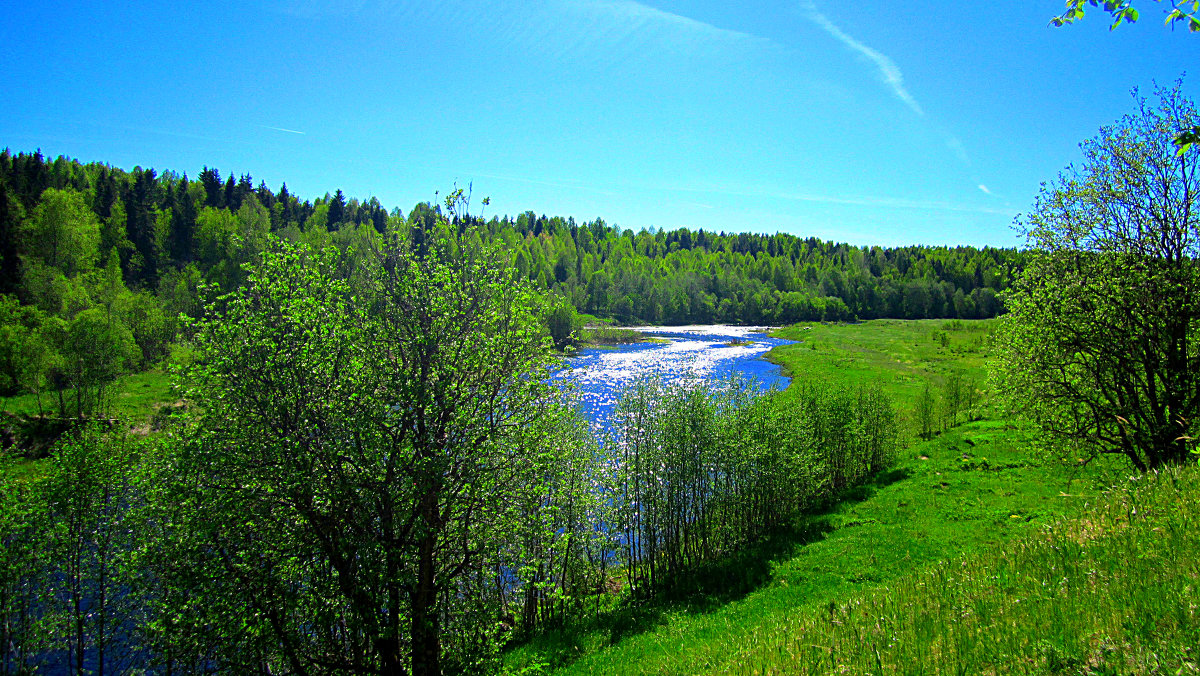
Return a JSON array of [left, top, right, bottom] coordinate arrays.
[[556, 325, 796, 426]]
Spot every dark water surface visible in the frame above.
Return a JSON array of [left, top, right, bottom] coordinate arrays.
[[556, 325, 797, 426]]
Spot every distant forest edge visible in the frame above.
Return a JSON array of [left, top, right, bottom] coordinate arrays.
[[0, 148, 1014, 330]]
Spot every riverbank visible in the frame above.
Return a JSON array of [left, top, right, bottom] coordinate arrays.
[[766, 319, 993, 411], [574, 325, 669, 349], [509, 318, 1161, 674]]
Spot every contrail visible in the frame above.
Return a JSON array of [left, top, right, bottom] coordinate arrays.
[[799, 0, 923, 116], [260, 125, 306, 135]]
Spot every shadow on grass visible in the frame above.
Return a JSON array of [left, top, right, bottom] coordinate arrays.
[[508, 466, 912, 670]]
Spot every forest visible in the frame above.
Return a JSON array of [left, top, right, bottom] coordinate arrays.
[[0, 147, 1016, 416]]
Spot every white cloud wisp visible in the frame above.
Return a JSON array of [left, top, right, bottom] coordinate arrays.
[[799, 1, 923, 116]]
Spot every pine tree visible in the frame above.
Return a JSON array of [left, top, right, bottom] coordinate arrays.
[[125, 168, 160, 288], [199, 166, 223, 209], [0, 187, 22, 294], [223, 175, 237, 212], [169, 175, 197, 264], [327, 189, 346, 230]]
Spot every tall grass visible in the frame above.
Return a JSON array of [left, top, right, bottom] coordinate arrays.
[[728, 466, 1200, 674]]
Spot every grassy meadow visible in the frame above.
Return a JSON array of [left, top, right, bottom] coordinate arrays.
[[768, 319, 993, 416], [504, 319, 1195, 674]]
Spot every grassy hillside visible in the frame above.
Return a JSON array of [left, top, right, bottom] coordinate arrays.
[[506, 319, 1164, 674], [513, 420, 1129, 674], [727, 463, 1200, 674]]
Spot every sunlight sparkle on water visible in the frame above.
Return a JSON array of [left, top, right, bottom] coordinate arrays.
[[555, 325, 796, 425]]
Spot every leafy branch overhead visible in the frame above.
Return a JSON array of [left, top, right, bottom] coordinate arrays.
[[1051, 1, 1200, 154], [1051, 0, 1200, 31]]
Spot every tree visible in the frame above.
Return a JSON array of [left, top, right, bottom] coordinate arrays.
[[171, 221, 567, 673], [915, 382, 937, 440], [19, 188, 100, 278], [943, 369, 965, 428], [993, 83, 1200, 471], [43, 425, 137, 675], [0, 451, 52, 674], [327, 189, 346, 229], [546, 301, 579, 349], [61, 309, 136, 417]]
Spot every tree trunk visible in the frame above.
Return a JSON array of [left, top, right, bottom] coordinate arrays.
[[410, 496, 440, 676]]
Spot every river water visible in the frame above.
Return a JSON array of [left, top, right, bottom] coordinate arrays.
[[556, 325, 796, 427]]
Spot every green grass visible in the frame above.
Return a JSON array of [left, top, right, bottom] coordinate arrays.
[[0, 367, 180, 465], [729, 465, 1200, 674], [505, 318, 1148, 674], [0, 366, 178, 426], [768, 319, 993, 409]]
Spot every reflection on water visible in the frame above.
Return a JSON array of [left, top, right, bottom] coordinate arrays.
[[555, 325, 796, 425]]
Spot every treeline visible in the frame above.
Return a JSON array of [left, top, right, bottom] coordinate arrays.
[[0, 221, 901, 674], [0, 146, 1016, 413], [508, 216, 1014, 324]]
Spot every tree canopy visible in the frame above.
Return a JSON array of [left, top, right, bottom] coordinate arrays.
[[168, 218, 576, 673], [993, 83, 1200, 471]]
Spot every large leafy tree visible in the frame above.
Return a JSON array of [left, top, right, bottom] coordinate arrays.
[[19, 187, 100, 279], [169, 217, 564, 673], [60, 308, 136, 417], [993, 83, 1200, 471]]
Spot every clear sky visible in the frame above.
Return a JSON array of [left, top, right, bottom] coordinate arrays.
[[1, 1, 1196, 247]]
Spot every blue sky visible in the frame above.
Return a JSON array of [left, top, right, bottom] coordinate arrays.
[[1, 1, 1196, 247]]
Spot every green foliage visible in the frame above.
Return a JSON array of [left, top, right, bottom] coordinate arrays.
[[942, 368, 967, 427], [702, 464, 1200, 674], [514, 417, 1108, 675], [60, 308, 136, 417], [41, 425, 138, 674], [0, 425, 143, 675], [915, 382, 937, 440], [578, 326, 646, 345], [157, 226, 587, 673], [0, 150, 1022, 430], [545, 301, 581, 349], [19, 187, 100, 278], [610, 377, 898, 598], [993, 83, 1200, 471], [771, 319, 992, 441], [1052, 0, 1200, 32], [0, 451, 52, 673]]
